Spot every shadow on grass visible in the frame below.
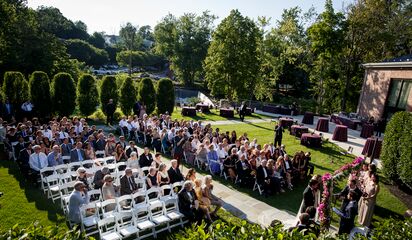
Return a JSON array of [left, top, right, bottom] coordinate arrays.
[[0, 159, 66, 225]]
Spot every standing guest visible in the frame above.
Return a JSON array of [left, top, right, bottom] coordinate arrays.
[[29, 145, 48, 184], [301, 179, 319, 213], [68, 181, 89, 224], [183, 137, 196, 165], [76, 167, 90, 190], [157, 163, 170, 187], [47, 145, 63, 167], [335, 190, 359, 235], [133, 101, 141, 118], [139, 147, 153, 168], [105, 99, 116, 126], [120, 168, 138, 195], [125, 141, 138, 158], [239, 101, 247, 122], [3, 98, 14, 121], [146, 167, 158, 189], [185, 168, 197, 182], [358, 174, 380, 228], [203, 175, 223, 217], [17, 142, 33, 177], [178, 181, 199, 222], [302, 152, 314, 177], [60, 137, 72, 162], [70, 141, 86, 162], [93, 167, 110, 189], [168, 159, 184, 184], [173, 129, 186, 164]]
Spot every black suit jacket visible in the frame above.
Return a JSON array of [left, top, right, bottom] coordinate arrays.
[[139, 153, 153, 168], [168, 167, 184, 184], [302, 186, 315, 213], [256, 165, 269, 185], [14, 142, 26, 159], [126, 146, 138, 158], [339, 200, 358, 234], [60, 143, 72, 156], [18, 149, 31, 168], [70, 148, 86, 162], [339, 186, 362, 210], [120, 175, 138, 195], [178, 189, 197, 213], [95, 139, 106, 151]]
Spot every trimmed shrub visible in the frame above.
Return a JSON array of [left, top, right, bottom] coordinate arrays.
[[0, 222, 91, 239], [156, 78, 175, 114], [119, 77, 137, 115], [381, 111, 412, 186], [138, 77, 156, 114], [77, 74, 99, 116], [51, 72, 76, 116], [2, 71, 29, 105], [100, 75, 118, 112], [29, 71, 51, 116]]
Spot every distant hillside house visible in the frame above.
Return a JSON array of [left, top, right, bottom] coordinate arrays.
[[357, 55, 412, 120]]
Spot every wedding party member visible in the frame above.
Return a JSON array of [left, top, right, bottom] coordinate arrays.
[[358, 174, 380, 228], [336, 190, 359, 235], [336, 179, 362, 210], [301, 179, 319, 213]]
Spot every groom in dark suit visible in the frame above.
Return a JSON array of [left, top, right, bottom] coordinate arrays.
[[337, 190, 358, 234], [301, 179, 319, 213]]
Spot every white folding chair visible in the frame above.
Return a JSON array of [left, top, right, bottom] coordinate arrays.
[[95, 150, 106, 158], [59, 181, 75, 209], [133, 205, 156, 239], [81, 159, 95, 169], [97, 216, 122, 240], [62, 155, 71, 164], [54, 164, 68, 174], [95, 157, 107, 166], [80, 202, 100, 236], [171, 181, 183, 195], [132, 191, 148, 211], [45, 173, 61, 202], [145, 187, 161, 205], [116, 211, 139, 239], [135, 177, 147, 191], [105, 156, 115, 164], [59, 172, 74, 184], [253, 179, 264, 196], [115, 162, 127, 172], [100, 199, 117, 218], [116, 194, 133, 212], [164, 198, 186, 229], [10, 141, 18, 161], [40, 167, 55, 193], [68, 162, 82, 172], [88, 189, 102, 203], [149, 201, 171, 233], [140, 167, 150, 177], [160, 184, 175, 204]]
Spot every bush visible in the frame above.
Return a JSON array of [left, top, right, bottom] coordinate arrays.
[[119, 77, 137, 115], [89, 108, 106, 121], [2, 71, 29, 105], [381, 111, 412, 185], [29, 71, 51, 117], [51, 72, 76, 116], [100, 75, 119, 112], [156, 78, 175, 114], [0, 222, 91, 239], [77, 74, 99, 116], [138, 77, 156, 114]]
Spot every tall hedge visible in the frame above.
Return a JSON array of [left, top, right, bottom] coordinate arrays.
[[138, 77, 156, 114], [381, 111, 412, 187], [2, 71, 29, 105], [51, 72, 76, 116], [77, 74, 99, 116], [156, 78, 175, 114], [119, 77, 137, 115], [100, 75, 118, 112], [29, 71, 51, 116]]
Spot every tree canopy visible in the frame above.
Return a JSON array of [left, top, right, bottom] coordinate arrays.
[[51, 72, 76, 116], [119, 77, 137, 115], [138, 78, 156, 114], [29, 71, 51, 116], [77, 74, 99, 116]]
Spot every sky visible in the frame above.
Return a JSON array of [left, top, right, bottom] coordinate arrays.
[[28, 0, 353, 35]]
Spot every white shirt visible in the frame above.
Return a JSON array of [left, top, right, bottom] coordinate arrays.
[[42, 129, 53, 140], [168, 131, 175, 141], [59, 131, 69, 139], [29, 152, 48, 171], [74, 123, 83, 135], [237, 150, 247, 160], [119, 119, 128, 128], [217, 148, 227, 159], [21, 102, 33, 112]]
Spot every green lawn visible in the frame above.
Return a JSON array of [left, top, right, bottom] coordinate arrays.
[[170, 107, 268, 122]]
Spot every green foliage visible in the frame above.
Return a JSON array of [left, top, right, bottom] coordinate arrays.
[[204, 10, 262, 100], [156, 78, 175, 114], [0, 222, 91, 240], [51, 72, 76, 116], [2, 71, 29, 105], [100, 75, 119, 112], [77, 74, 99, 116], [65, 39, 109, 67], [119, 22, 143, 75], [116, 51, 164, 68], [154, 12, 216, 86], [88, 31, 106, 49], [138, 78, 156, 114], [119, 77, 137, 115], [381, 112, 412, 187], [370, 217, 412, 240], [186, 97, 201, 106], [29, 71, 51, 116]]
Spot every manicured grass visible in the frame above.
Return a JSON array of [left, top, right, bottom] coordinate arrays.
[[170, 107, 268, 122]]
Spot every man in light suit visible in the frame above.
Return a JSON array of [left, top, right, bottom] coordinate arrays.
[[68, 181, 90, 224], [70, 142, 86, 162], [120, 168, 138, 196], [47, 145, 63, 167]]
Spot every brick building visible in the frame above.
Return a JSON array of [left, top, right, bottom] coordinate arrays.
[[357, 55, 412, 120]]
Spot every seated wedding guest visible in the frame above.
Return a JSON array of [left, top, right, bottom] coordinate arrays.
[[236, 154, 252, 187], [196, 144, 208, 169], [216, 143, 228, 160], [76, 167, 90, 190], [114, 144, 127, 162], [70, 141, 86, 162], [288, 213, 311, 235], [335, 179, 362, 210], [60, 137, 72, 161], [125, 141, 138, 158], [183, 136, 196, 165], [207, 145, 221, 175], [84, 142, 96, 160], [126, 152, 139, 169], [194, 179, 212, 223], [47, 145, 63, 167], [29, 145, 48, 184], [102, 175, 118, 211], [223, 148, 238, 181], [268, 159, 284, 194], [168, 159, 184, 184], [276, 156, 293, 190], [68, 181, 89, 224], [17, 142, 32, 178], [256, 159, 271, 196], [93, 167, 110, 189], [146, 167, 158, 189], [117, 135, 127, 149], [105, 138, 116, 156], [120, 168, 138, 196], [152, 153, 163, 168], [139, 147, 153, 168], [157, 163, 170, 187], [203, 175, 223, 217], [178, 181, 199, 222], [336, 190, 358, 235], [185, 168, 197, 182]]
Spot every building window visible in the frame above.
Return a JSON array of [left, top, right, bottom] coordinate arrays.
[[385, 79, 412, 119]]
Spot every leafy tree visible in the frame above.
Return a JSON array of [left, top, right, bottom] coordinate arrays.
[[100, 75, 119, 112], [2, 71, 29, 106], [139, 25, 154, 41], [51, 72, 76, 116], [116, 51, 164, 68], [29, 71, 51, 116], [119, 77, 137, 115], [77, 74, 99, 116], [88, 31, 106, 49], [119, 22, 142, 75], [154, 12, 216, 86], [65, 39, 109, 67], [204, 10, 262, 100], [138, 78, 156, 114], [156, 78, 175, 114]]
